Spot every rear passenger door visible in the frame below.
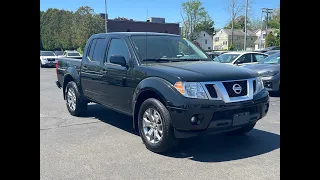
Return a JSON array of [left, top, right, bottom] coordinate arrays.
[[80, 38, 107, 101]]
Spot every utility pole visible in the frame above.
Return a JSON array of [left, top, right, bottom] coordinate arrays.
[[244, 0, 248, 51], [260, 8, 273, 49], [105, 0, 108, 33], [259, 8, 263, 49], [262, 8, 273, 36]]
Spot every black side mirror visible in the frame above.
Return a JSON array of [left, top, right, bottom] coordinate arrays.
[[235, 59, 243, 65], [110, 55, 127, 67]]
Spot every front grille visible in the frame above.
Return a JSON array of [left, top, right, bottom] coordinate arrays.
[[205, 84, 218, 98], [212, 106, 258, 120], [47, 58, 55, 61], [222, 80, 247, 97]]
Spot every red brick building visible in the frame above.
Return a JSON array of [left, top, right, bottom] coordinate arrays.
[[106, 19, 180, 35]]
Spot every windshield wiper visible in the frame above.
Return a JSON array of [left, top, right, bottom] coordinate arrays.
[[142, 58, 183, 62]]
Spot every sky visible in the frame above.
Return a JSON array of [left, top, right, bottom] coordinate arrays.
[[40, 0, 279, 28]]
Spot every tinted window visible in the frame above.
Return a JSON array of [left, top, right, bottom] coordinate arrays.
[[259, 52, 280, 64], [40, 51, 55, 56], [237, 54, 251, 64], [130, 35, 208, 62], [215, 54, 240, 63], [92, 39, 106, 63], [253, 54, 268, 62], [68, 53, 81, 56], [88, 39, 97, 60], [54, 51, 63, 56], [107, 39, 129, 63], [273, 47, 280, 50]]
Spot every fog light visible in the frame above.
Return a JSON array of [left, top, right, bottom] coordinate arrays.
[[190, 116, 197, 124], [190, 115, 202, 125]]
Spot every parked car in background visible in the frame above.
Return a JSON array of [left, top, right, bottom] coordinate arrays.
[[54, 51, 64, 58], [56, 32, 269, 153], [40, 51, 57, 68], [62, 50, 82, 59], [264, 50, 280, 56], [206, 51, 220, 60], [243, 52, 280, 93], [254, 46, 280, 53], [214, 52, 268, 66]]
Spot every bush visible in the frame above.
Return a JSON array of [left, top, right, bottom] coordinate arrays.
[[228, 44, 235, 50], [77, 47, 84, 55]]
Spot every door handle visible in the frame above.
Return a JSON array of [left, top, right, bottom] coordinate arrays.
[[101, 69, 107, 73]]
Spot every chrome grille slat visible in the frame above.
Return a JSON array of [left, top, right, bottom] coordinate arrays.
[[200, 78, 255, 103]]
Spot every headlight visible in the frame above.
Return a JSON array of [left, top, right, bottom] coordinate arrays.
[[255, 76, 264, 94], [259, 71, 279, 77], [174, 82, 208, 99]]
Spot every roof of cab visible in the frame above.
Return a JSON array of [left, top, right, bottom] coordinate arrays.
[[92, 32, 180, 38]]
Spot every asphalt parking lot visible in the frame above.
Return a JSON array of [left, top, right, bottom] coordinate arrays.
[[40, 68, 280, 180]]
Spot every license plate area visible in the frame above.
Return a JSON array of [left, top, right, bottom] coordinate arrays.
[[232, 112, 250, 126]]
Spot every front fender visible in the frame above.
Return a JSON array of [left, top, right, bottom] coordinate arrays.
[[132, 77, 184, 110]]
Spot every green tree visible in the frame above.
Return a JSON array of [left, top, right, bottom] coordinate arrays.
[[265, 32, 279, 47], [71, 6, 105, 50], [225, 15, 251, 30], [40, 8, 62, 50], [180, 0, 209, 40], [59, 10, 74, 50], [194, 15, 215, 35]]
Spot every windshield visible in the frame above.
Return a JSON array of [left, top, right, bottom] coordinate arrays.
[[54, 51, 63, 56], [68, 52, 81, 56], [40, 51, 55, 56], [259, 52, 280, 64], [130, 35, 210, 63], [214, 53, 240, 63]]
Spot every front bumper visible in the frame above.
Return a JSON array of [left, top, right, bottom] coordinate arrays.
[[41, 60, 56, 67], [167, 89, 269, 138], [261, 74, 280, 91]]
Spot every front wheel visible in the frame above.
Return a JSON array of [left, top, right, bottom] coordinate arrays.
[[65, 81, 87, 117], [138, 98, 179, 153]]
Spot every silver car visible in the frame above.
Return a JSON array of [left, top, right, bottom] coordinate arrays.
[[214, 52, 268, 66], [243, 52, 280, 92]]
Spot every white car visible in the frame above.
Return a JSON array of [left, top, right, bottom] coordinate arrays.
[[62, 50, 82, 59], [40, 51, 57, 68], [214, 52, 268, 66]]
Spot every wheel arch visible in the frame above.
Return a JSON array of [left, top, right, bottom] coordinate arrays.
[[132, 77, 182, 131]]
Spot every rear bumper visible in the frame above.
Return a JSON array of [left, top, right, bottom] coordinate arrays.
[[168, 89, 269, 138], [56, 81, 61, 89]]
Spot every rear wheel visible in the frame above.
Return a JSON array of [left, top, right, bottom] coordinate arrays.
[[138, 98, 179, 153], [65, 81, 87, 116], [226, 123, 256, 136]]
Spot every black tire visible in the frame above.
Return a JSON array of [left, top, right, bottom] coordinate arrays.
[[65, 81, 87, 117], [226, 123, 256, 136], [40, 61, 45, 68], [138, 98, 179, 153]]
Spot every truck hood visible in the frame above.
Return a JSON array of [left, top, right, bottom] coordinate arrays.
[[144, 61, 258, 82], [243, 64, 280, 74]]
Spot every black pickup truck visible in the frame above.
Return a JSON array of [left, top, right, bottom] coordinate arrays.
[[56, 32, 269, 153]]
